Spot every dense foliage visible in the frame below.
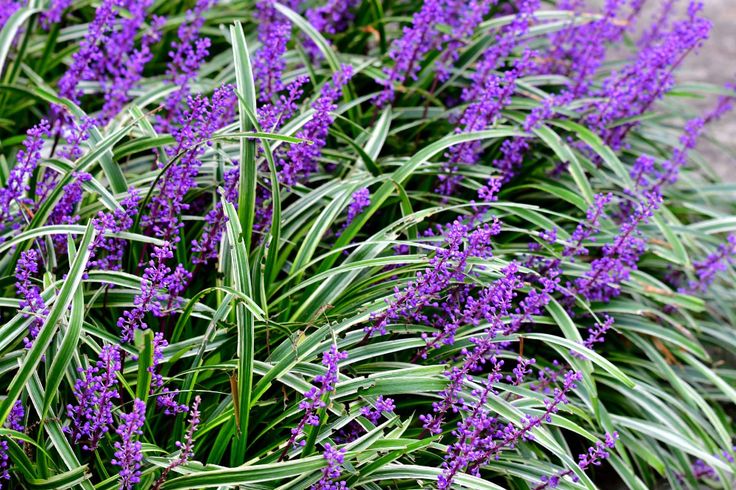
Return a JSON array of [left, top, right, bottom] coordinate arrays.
[[0, 0, 735, 488]]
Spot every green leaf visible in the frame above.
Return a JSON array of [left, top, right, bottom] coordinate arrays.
[[163, 456, 327, 488], [135, 329, 155, 404], [274, 3, 341, 73], [231, 21, 258, 250], [0, 221, 96, 426], [41, 238, 85, 419], [523, 333, 636, 388], [224, 200, 255, 463], [0, 2, 41, 75]]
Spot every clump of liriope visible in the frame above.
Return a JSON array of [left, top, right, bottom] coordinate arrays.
[[0, 0, 735, 489]]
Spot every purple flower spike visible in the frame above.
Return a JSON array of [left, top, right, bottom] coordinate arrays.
[[304, 0, 359, 59], [153, 396, 202, 490], [375, 0, 444, 107], [145, 85, 237, 242], [0, 401, 25, 485], [112, 399, 146, 490], [253, 0, 300, 102], [57, 0, 122, 106], [573, 193, 661, 303], [682, 234, 736, 294], [0, 1, 20, 27], [536, 432, 619, 489], [6, 402, 25, 433], [442, 50, 537, 192], [583, 315, 615, 350], [117, 242, 191, 343], [89, 188, 141, 272], [279, 65, 353, 186], [565, 193, 612, 258], [369, 219, 500, 338], [311, 443, 347, 490], [586, 1, 712, 149], [360, 396, 395, 424], [15, 250, 49, 349], [158, 0, 215, 130], [66, 344, 122, 451], [0, 121, 51, 233], [340, 187, 370, 232], [150, 332, 188, 415], [41, 0, 72, 29], [281, 345, 347, 459]]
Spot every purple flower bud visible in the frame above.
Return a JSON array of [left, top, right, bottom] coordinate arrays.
[[311, 443, 347, 490], [360, 396, 395, 424]]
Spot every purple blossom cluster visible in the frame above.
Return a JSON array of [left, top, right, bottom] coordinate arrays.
[[442, 50, 536, 191], [535, 432, 618, 489], [359, 396, 395, 424], [376, 0, 507, 106], [340, 187, 370, 232], [158, 0, 215, 131], [311, 443, 347, 490], [582, 315, 615, 350], [682, 234, 736, 294], [375, 0, 444, 107], [0, 121, 51, 235], [0, 402, 25, 487], [418, 260, 559, 438], [150, 332, 188, 414], [98, 5, 163, 121], [685, 446, 736, 482], [586, 1, 712, 149], [144, 85, 236, 242], [152, 396, 202, 490], [304, 0, 359, 59], [41, 0, 72, 29], [15, 250, 49, 349], [281, 345, 347, 459], [279, 66, 353, 186], [0, 1, 20, 27], [541, 0, 642, 98], [572, 193, 660, 303], [439, 369, 583, 488], [367, 219, 500, 337], [112, 399, 146, 490], [49, 172, 92, 250], [191, 166, 240, 264], [117, 243, 190, 343], [66, 344, 122, 451], [253, 0, 299, 103], [464, 0, 540, 103], [434, 0, 497, 82], [88, 189, 141, 271], [57, 0, 120, 105], [53, 0, 159, 124]]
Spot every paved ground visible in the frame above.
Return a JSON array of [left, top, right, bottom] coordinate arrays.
[[597, 0, 736, 180], [676, 0, 736, 181]]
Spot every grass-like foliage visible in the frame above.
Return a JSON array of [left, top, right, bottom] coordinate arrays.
[[1, 0, 736, 488]]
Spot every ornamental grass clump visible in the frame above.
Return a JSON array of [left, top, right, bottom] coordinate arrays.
[[1, 0, 736, 489]]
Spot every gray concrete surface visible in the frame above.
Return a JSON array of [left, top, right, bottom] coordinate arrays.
[[597, 0, 736, 181], [676, 0, 736, 181]]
